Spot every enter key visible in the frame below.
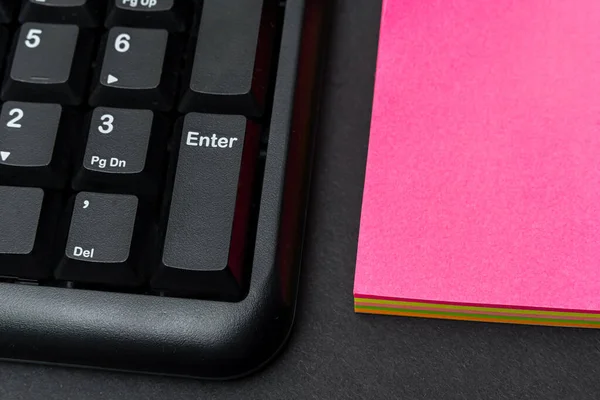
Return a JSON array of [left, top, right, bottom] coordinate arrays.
[[153, 113, 260, 300]]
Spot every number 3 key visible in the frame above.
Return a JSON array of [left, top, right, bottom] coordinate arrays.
[[72, 107, 168, 195]]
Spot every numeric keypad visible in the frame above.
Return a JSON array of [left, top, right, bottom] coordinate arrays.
[[0, 0, 275, 302]]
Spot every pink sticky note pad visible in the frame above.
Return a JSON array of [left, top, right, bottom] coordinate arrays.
[[355, 0, 600, 321]]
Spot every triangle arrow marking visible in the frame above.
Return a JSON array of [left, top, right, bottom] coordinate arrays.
[[107, 74, 119, 84], [0, 151, 10, 161]]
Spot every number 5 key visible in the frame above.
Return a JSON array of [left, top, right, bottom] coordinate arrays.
[[1, 23, 94, 105]]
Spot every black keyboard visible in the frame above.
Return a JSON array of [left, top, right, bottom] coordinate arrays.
[[0, 0, 327, 378]]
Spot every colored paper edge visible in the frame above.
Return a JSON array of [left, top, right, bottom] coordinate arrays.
[[354, 307, 600, 329], [354, 298, 600, 328], [354, 297, 600, 318]]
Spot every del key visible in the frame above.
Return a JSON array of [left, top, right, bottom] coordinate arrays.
[[153, 113, 260, 299], [56, 192, 148, 287]]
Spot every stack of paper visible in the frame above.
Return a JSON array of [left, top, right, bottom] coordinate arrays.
[[354, 0, 600, 328]]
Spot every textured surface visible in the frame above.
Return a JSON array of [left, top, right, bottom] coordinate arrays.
[[2, 0, 600, 398], [356, 0, 600, 313]]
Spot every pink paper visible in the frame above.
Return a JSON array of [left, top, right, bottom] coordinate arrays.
[[355, 0, 600, 311]]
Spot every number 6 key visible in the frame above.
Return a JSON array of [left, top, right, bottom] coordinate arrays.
[[89, 27, 180, 111]]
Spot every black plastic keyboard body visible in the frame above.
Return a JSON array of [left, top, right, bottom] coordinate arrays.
[[0, 0, 327, 378]]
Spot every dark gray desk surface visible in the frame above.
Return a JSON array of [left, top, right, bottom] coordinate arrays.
[[3, 1, 600, 399]]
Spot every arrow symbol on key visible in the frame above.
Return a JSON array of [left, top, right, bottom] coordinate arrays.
[[0, 151, 10, 161], [107, 74, 119, 85]]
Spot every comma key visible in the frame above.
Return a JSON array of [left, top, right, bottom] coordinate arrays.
[[55, 192, 149, 287], [152, 113, 260, 300]]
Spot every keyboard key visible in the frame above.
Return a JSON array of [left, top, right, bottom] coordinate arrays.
[[55, 192, 147, 286], [89, 27, 179, 111], [0, 102, 71, 188], [19, 0, 104, 28], [153, 113, 260, 300], [178, 0, 275, 117], [0, 1, 18, 24], [105, 0, 190, 32], [1, 23, 94, 105], [72, 107, 167, 195], [0, 186, 60, 279]]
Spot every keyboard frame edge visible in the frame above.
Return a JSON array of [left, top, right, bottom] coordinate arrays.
[[0, 0, 330, 379]]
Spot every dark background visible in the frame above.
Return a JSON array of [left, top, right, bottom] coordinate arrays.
[[2, 1, 600, 399]]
